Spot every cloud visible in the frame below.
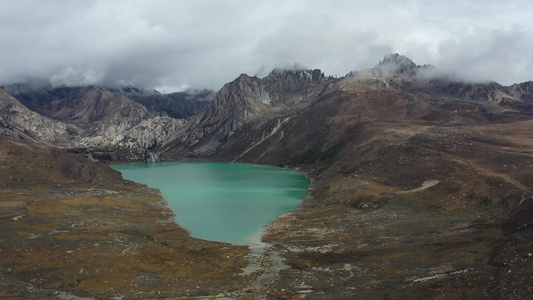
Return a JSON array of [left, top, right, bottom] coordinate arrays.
[[50, 66, 107, 87], [437, 27, 533, 84], [252, 11, 394, 76], [1, 0, 533, 90]]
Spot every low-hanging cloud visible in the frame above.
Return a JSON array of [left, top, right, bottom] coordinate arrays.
[[1, 0, 533, 91], [437, 27, 533, 85]]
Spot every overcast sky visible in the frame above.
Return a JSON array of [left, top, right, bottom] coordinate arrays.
[[1, 0, 533, 92]]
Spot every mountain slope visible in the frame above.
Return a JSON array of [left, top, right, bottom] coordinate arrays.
[[0, 87, 68, 144], [173, 69, 333, 156], [17, 86, 152, 137], [5, 85, 192, 161], [161, 55, 533, 299]]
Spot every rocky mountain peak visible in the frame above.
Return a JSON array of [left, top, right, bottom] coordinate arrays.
[[211, 73, 270, 114], [267, 68, 327, 86], [179, 67, 334, 154], [345, 54, 445, 90], [377, 53, 417, 76], [231, 73, 262, 91]]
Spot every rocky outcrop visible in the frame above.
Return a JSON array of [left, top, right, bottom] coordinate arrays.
[[31, 86, 151, 135], [4, 85, 193, 161], [347, 53, 431, 88], [178, 69, 334, 155], [6, 85, 154, 137], [432, 80, 520, 104], [509, 81, 533, 101], [115, 117, 187, 149], [75, 116, 188, 160], [0, 88, 68, 144], [377, 53, 418, 76]]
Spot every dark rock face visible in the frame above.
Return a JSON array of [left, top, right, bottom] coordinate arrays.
[[133, 89, 214, 119], [3, 84, 74, 112], [430, 80, 519, 104], [510, 81, 533, 101], [177, 69, 334, 155], [99, 86, 214, 119], [378, 53, 417, 76]]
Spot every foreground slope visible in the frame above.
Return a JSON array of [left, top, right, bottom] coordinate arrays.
[[0, 138, 249, 299]]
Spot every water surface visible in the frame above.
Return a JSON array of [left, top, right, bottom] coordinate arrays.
[[111, 162, 309, 245]]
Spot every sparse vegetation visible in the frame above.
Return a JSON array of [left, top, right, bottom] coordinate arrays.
[[2, 57, 533, 298]]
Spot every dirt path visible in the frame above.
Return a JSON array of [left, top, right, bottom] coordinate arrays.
[[397, 179, 441, 194], [238, 242, 288, 299]]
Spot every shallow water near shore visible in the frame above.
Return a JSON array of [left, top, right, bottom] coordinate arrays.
[[111, 162, 309, 245]]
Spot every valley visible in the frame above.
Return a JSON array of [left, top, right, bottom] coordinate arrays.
[[1, 54, 533, 299]]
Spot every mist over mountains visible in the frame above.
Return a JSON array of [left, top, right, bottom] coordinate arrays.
[[2, 54, 533, 162], [2, 0, 533, 91]]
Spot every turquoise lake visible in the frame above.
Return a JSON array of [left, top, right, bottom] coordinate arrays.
[[110, 162, 309, 245]]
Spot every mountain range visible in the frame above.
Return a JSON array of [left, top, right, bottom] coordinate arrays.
[[1, 54, 533, 299]]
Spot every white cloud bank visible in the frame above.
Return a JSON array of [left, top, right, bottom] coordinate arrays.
[[1, 0, 533, 90]]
